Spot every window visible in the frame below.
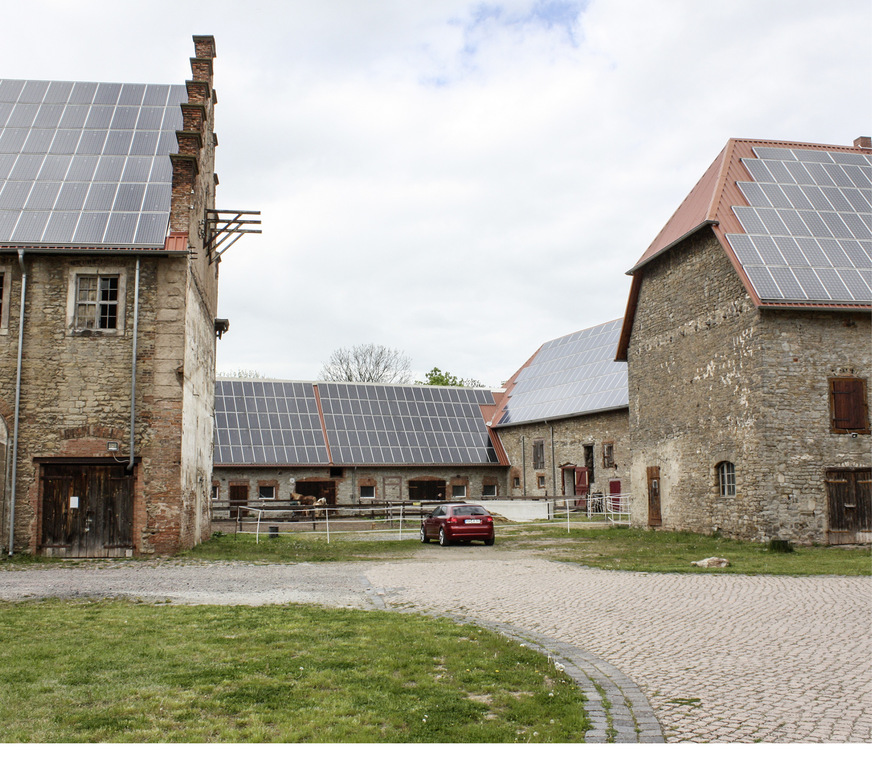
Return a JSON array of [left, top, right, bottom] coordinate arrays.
[[329, 467, 344, 478], [67, 268, 126, 335], [75, 274, 119, 330], [717, 461, 736, 497], [532, 439, 545, 469], [258, 485, 276, 500], [211, 483, 220, 500], [583, 444, 595, 484], [830, 377, 870, 434], [603, 442, 615, 468], [360, 485, 375, 499], [482, 484, 497, 497], [513, 477, 520, 489], [451, 484, 467, 499], [537, 475, 546, 489]]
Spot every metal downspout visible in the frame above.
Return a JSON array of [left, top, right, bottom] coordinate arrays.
[[521, 435, 526, 496], [128, 257, 140, 471], [8, 249, 26, 556]]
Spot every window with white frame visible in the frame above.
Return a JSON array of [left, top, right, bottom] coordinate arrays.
[[451, 484, 467, 499], [211, 483, 220, 500], [258, 484, 276, 500], [360, 485, 375, 499], [482, 484, 496, 497], [717, 461, 736, 497]]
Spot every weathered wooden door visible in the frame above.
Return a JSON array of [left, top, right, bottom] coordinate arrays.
[[826, 468, 872, 543], [228, 482, 248, 518], [647, 466, 662, 527], [575, 467, 589, 496], [41, 463, 133, 557]]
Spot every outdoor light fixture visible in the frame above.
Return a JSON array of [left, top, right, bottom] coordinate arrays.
[[107, 441, 120, 452]]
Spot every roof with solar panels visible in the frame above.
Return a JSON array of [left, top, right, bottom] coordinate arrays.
[[617, 137, 872, 358], [0, 78, 185, 248]]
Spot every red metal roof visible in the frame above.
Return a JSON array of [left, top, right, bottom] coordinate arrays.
[[617, 137, 872, 360]]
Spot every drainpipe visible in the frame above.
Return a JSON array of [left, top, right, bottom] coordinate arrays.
[[521, 435, 526, 497], [550, 423, 557, 497], [128, 257, 140, 471], [8, 249, 26, 556]]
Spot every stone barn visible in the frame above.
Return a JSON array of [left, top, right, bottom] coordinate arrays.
[[617, 137, 871, 544], [0, 36, 240, 556], [488, 319, 631, 507], [212, 378, 510, 506]]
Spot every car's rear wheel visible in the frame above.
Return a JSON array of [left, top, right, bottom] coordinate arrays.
[[439, 527, 449, 547], [484, 535, 495, 546], [420, 526, 430, 543]]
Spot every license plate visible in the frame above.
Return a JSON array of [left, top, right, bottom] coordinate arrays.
[[465, 519, 482, 524]]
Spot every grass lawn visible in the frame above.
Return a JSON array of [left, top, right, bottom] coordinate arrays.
[[495, 524, 872, 575], [0, 599, 588, 743], [171, 524, 871, 576]]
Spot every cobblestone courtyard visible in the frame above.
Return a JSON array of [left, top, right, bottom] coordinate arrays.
[[2, 548, 869, 743]]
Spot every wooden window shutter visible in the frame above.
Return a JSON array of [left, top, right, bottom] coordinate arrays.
[[830, 377, 869, 433]]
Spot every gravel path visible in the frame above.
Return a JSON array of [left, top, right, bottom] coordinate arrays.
[[2, 549, 870, 743]]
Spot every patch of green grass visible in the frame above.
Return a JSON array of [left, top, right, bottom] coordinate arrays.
[[494, 524, 871, 575], [180, 532, 417, 563], [0, 599, 589, 743]]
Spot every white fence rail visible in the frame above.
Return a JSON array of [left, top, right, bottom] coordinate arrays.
[[212, 494, 631, 543]]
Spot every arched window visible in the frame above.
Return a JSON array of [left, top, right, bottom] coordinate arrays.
[[717, 461, 736, 497]]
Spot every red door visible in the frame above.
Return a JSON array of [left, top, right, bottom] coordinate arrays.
[[575, 467, 589, 496]]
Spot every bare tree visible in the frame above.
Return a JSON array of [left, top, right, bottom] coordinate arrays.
[[319, 344, 413, 384], [217, 368, 265, 379]]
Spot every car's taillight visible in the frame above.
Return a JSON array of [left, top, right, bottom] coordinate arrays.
[[447, 516, 460, 524]]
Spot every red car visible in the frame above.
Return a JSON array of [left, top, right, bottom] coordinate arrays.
[[420, 503, 495, 546]]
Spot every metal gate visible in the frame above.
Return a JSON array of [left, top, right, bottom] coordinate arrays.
[[826, 468, 871, 544], [40, 463, 133, 557]]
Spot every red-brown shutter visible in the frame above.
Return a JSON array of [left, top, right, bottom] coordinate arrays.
[[830, 378, 868, 432]]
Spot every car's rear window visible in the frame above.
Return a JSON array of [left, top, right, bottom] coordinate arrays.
[[453, 505, 488, 516]]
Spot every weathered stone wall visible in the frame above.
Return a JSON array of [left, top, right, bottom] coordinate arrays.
[[495, 410, 630, 500], [626, 227, 871, 543], [213, 464, 509, 505]]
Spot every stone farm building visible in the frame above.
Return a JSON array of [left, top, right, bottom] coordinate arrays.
[[0, 36, 235, 557], [212, 320, 631, 511], [211, 379, 510, 505], [487, 318, 630, 506], [617, 137, 872, 545]]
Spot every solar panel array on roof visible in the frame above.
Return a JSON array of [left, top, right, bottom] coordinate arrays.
[[726, 147, 872, 304], [319, 383, 499, 465], [496, 319, 627, 426], [0, 79, 185, 247], [214, 380, 329, 466], [213, 380, 500, 467]]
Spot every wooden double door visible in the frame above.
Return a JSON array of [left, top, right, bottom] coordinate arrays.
[[41, 463, 134, 557], [826, 468, 871, 544]]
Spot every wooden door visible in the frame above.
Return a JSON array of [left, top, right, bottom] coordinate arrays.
[[228, 482, 249, 518], [826, 468, 872, 542], [41, 463, 133, 557], [647, 466, 662, 527], [575, 467, 589, 496]]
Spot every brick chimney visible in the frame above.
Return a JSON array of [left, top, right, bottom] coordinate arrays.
[[854, 136, 871, 149], [169, 36, 217, 236]]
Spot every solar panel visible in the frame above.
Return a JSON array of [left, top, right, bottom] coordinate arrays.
[[0, 78, 185, 247], [729, 147, 872, 304], [213, 380, 499, 467], [496, 319, 628, 426]]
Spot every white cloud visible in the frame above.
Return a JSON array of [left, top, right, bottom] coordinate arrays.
[[3, 0, 869, 385]]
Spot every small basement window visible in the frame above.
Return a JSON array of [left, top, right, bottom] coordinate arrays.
[[717, 461, 736, 497], [537, 475, 546, 489], [258, 485, 276, 500]]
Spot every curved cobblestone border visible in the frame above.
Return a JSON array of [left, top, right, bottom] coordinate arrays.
[[362, 577, 663, 744]]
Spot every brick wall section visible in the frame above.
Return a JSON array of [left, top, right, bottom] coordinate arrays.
[[213, 465, 509, 504], [626, 228, 871, 543], [495, 410, 630, 498]]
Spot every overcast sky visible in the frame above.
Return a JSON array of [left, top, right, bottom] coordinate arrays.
[[3, 0, 869, 386]]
